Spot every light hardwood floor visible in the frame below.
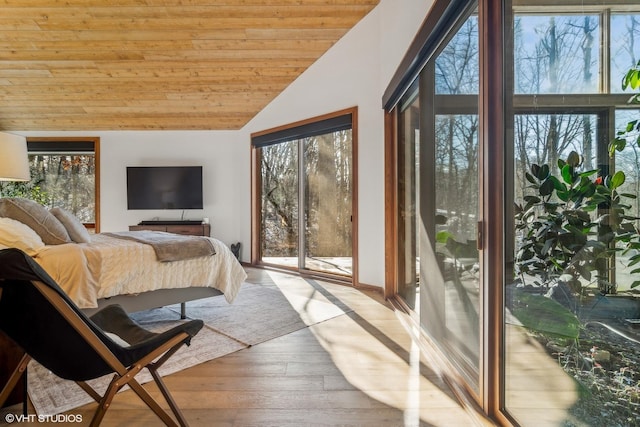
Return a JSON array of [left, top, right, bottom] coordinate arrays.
[[1, 268, 486, 427]]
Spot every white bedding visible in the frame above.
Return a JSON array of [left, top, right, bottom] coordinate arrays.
[[31, 233, 247, 309]]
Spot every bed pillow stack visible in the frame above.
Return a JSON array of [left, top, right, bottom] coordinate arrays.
[[0, 197, 71, 245], [0, 198, 93, 249]]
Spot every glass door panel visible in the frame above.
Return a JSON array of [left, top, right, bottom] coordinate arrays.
[[433, 11, 480, 392], [303, 131, 353, 276], [397, 85, 420, 310], [433, 112, 480, 386], [259, 122, 353, 277], [419, 9, 481, 394], [260, 140, 299, 267]]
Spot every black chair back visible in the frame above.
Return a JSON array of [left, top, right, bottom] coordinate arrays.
[[0, 248, 124, 380]]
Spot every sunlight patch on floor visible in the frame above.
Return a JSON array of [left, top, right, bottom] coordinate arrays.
[[262, 269, 474, 426]]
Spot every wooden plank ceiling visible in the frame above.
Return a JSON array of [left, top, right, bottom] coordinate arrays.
[[0, 0, 379, 131]]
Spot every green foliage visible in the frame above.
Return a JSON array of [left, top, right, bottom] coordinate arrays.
[[515, 151, 640, 293], [0, 181, 50, 205], [510, 289, 581, 339], [609, 60, 640, 157], [622, 59, 640, 94]]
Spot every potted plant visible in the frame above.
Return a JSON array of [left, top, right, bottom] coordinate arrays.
[[515, 151, 640, 297]]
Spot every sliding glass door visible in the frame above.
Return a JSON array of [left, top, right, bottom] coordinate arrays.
[[395, 5, 481, 394], [253, 111, 355, 279], [387, 0, 640, 424]]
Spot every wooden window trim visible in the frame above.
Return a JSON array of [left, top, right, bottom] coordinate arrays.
[[250, 107, 359, 286], [25, 137, 101, 233]]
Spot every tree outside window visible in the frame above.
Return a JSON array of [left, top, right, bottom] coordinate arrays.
[[0, 138, 99, 230]]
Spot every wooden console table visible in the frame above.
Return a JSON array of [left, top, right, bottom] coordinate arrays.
[[129, 223, 210, 237]]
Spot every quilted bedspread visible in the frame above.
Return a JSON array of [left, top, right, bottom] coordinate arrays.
[[32, 233, 246, 309]]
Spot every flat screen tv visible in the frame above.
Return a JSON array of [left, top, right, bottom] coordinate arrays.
[[126, 166, 203, 210]]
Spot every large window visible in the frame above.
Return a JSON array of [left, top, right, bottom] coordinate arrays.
[[385, 1, 640, 426], [252, 110, 357, 280], [1, 138, 100, 231], [505, 7, 640, 426]]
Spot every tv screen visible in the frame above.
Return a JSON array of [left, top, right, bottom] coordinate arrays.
[[127, 166, 203, 210]]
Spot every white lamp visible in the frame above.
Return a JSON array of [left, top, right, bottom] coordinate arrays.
[[0, 132, 30, 181]]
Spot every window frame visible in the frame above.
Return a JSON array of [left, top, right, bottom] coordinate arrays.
[[26, 137, 101, 232], [250, 107, 359, 285]]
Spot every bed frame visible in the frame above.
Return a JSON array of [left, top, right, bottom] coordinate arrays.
[[81, 287, 223, 319]]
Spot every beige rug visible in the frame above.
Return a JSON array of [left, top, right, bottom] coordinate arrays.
[[27, 280, 349, 416]]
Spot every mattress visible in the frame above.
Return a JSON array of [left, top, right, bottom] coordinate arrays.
[[32, 233, 246, 309]]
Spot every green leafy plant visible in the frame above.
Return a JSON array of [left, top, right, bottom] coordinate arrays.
[[510, 289, 581, 339], [609, 59, 640, 157], [0, 181, 50, 205], [515, 151, 640, 294]]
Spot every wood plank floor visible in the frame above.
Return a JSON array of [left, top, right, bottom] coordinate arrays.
[[1, 268, 485, 427]]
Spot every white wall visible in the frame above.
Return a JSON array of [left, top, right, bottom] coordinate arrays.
[[241, 0, 432, 286], [19, 0, 432, 288], [21, 130, 248, 249]]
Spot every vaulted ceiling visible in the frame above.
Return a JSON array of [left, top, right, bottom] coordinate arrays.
[[0, 0, 379, 131]]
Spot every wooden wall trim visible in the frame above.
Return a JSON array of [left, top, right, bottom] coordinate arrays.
[[250, 145, 261, 265], [250, 107, 359, 140], [479, 0, 506, 419], [384, 110, 398, 299], [350, 107, 359, 288]]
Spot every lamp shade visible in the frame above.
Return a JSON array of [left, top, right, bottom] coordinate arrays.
[[0, 132, 30, 182]]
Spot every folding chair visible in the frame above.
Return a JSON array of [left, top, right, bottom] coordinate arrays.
[[0, 248, 203, 426]]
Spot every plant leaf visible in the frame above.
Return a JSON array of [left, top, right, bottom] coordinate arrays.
[[524, 195, 541, 204], [611, 170, 626, 189], [561, 164, 573, 184], [549, 175, 566, 192], [626, 119, 638, 132], [557, 190, 569, 202], [539, 178, 555, 196], [538, 164, 550, 181], [525, 172, 537, 184], [579, 169, 599, 178], [510, 291, 580, 339], [566, 151, 581, 167], [436, 231, 454, 244]]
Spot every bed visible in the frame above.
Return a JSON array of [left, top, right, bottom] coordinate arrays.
[[0, 198, 246, 316]]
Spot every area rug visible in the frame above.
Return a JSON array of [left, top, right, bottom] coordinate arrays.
[[27, 280, 350, 416]]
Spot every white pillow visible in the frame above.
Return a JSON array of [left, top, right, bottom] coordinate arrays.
[[0, 217, 46, 255]]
